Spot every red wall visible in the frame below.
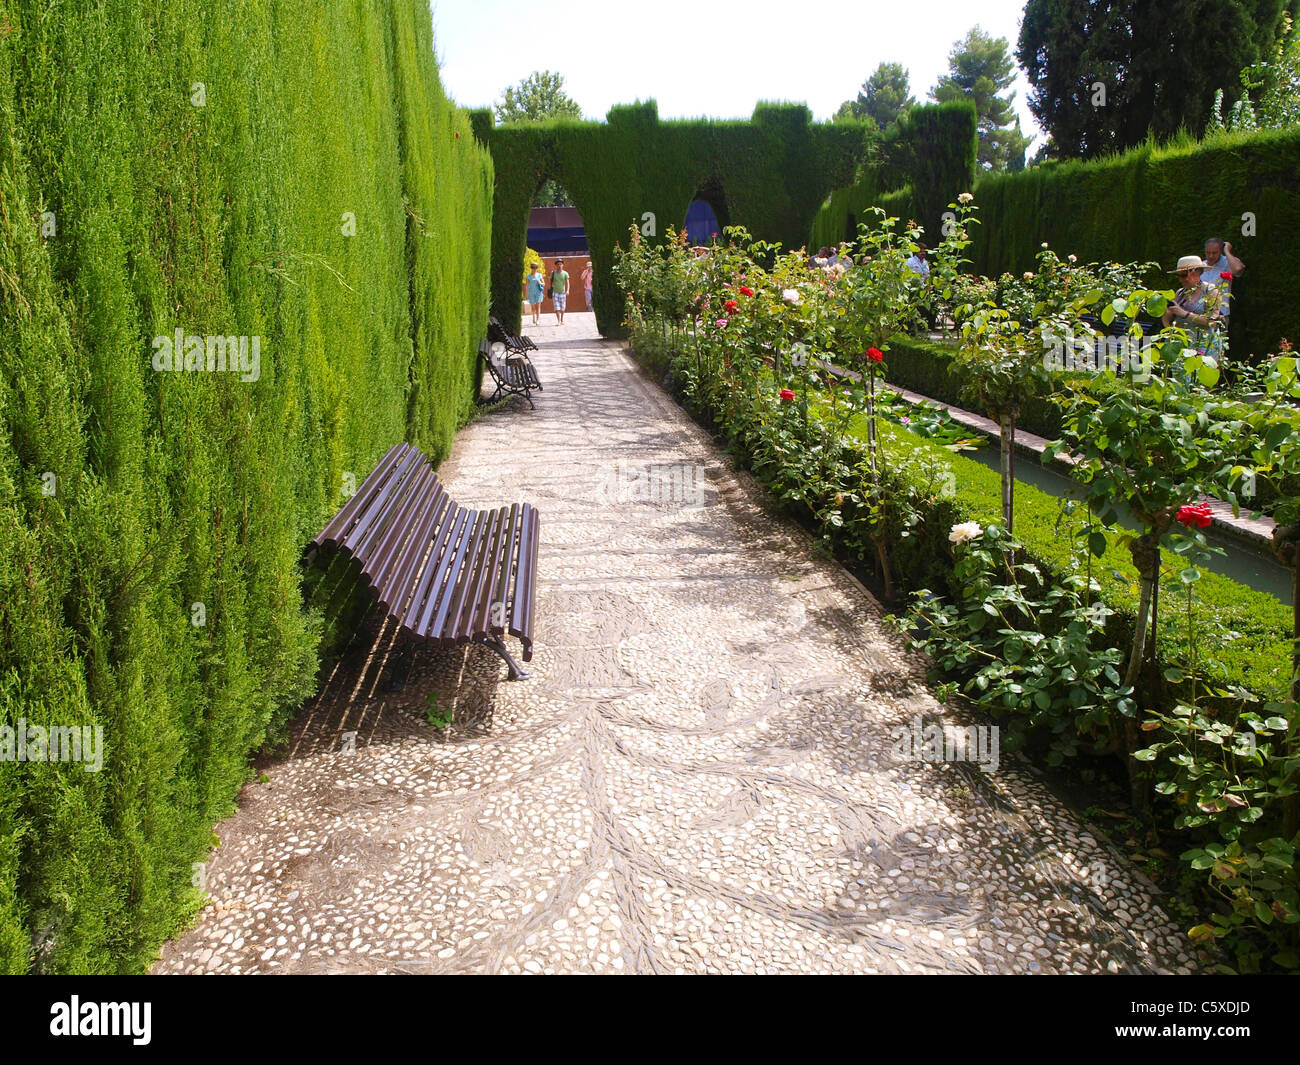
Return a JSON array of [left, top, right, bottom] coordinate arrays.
[[523, 254, 593, 314]]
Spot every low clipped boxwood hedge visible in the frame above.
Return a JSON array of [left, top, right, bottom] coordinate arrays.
[[881, 334, 1300, 508]]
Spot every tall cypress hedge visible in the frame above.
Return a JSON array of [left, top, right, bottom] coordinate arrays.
[[0, 0, 491, 972], [967, 128, 1300, 358], [474, 101, 872, 336], [810, 101, 979, 251]]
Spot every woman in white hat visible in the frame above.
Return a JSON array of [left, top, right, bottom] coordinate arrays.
[[1162, 255, 1226, 359]]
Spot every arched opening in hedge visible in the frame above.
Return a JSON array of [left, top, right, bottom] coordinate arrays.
[[471, 99, 976, 338], [685, 177, 729, 245], [520, 175, 593, 315]]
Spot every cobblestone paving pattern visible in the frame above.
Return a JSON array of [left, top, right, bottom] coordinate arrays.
[[155, 316, 1197, 974]]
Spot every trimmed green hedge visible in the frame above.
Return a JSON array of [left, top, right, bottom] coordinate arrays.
[[0, 0, 491, 972], [968, 128, 1300, 360], [883, 335, 1069, 438], [881, 333, 1300, 507], [473, 101, 871, 337], [810, 101, 979, 251]]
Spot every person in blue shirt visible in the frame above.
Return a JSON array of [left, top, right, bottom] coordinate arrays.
[[904, 243, 931, 278], [526, 263, 545, 325]]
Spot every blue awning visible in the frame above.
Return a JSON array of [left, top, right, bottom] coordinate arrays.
[[527, 226, 587, 253]]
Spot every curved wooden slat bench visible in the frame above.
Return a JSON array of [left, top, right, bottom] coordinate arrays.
[[479, 339, 541, 409], [489, 315, 538, 355], [309, 442, 539, 680]]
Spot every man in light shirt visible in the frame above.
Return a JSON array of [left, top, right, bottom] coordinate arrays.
[[904, 243, 930, 278], [550, 258, 570, 325], [1200, 237, 1243, 325]]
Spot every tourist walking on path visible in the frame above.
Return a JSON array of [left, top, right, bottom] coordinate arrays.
[[581, 261, 594, 313], [527, 263, 545, 325], [550, 259, 570, 325]]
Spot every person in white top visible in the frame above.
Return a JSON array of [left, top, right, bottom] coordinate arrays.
[[905, 243, 931, 278]]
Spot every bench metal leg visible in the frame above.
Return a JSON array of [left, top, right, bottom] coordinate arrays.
[[382, 632, 417, 693], [478, 636, 530, 681]]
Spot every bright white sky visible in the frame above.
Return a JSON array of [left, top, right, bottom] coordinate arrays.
[[432, 0, 1043, 145]]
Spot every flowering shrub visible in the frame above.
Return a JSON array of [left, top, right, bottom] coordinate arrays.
[[891, 523, 1130, 764], [613, 204, 1300, 971]]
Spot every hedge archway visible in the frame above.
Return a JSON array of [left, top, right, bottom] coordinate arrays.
[[472, 102, 868, 336], [473, 99, 978, 337]]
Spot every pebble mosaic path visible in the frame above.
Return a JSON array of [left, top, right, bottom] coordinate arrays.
[[155, 315, 1198, 974]]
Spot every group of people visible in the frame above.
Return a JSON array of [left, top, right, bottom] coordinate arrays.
[[1161, 238, 1244, 357], [897, 235, 1244, 355], [813, 245, 853, 269], [526, 258, 594, 325]]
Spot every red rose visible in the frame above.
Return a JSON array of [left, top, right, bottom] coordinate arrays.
[[1219, 272, 1233, 283], [739, 286, 755, 297], [779, 388, 795, 402], [866, 347, 884, 363], [1175, 502, 1214, 529], [724, 299, 738, 313]]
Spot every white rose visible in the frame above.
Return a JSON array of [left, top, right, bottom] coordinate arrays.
[[948, 521, 983, 545], [958, 192, 974, 204], [782, 288, 801, 305]]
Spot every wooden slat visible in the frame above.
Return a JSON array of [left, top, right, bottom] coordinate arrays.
[[314, 442, 409, 547], [364, 474, 444, 605], [382, 486, 450, 616], [356, 462, 437, 576], [338, 446, 424, 553], [430, 507, 486, 639], [411, 507, 470, 638], [397, 497, 463, 630], [443, 509, 492, 640], [490, 504, 520, 635], [472, 506, 510, 638], [514, 505, 539, 658]]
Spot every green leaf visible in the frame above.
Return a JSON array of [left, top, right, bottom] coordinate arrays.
[[1089, 531, 1107, 558]]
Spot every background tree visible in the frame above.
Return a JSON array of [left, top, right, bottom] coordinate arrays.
[[1019, 0, 1293, 158], [834, 62, 917, 132], [1211, 13, 1300, 131], [930, 27, 1032, 170], [494, 70, 583, 206]]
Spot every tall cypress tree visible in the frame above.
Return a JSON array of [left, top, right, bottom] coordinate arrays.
[[1018, 0, 1293, 158]]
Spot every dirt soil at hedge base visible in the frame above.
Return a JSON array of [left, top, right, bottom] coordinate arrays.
[[154, 314, 1201, 975]]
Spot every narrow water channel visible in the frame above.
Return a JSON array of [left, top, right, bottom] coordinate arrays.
[[961, 444, 1291, 604]]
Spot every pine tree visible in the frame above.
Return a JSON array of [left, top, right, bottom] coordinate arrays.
[[930, 27, 1032, 170], [834, 62, 917, 132]]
